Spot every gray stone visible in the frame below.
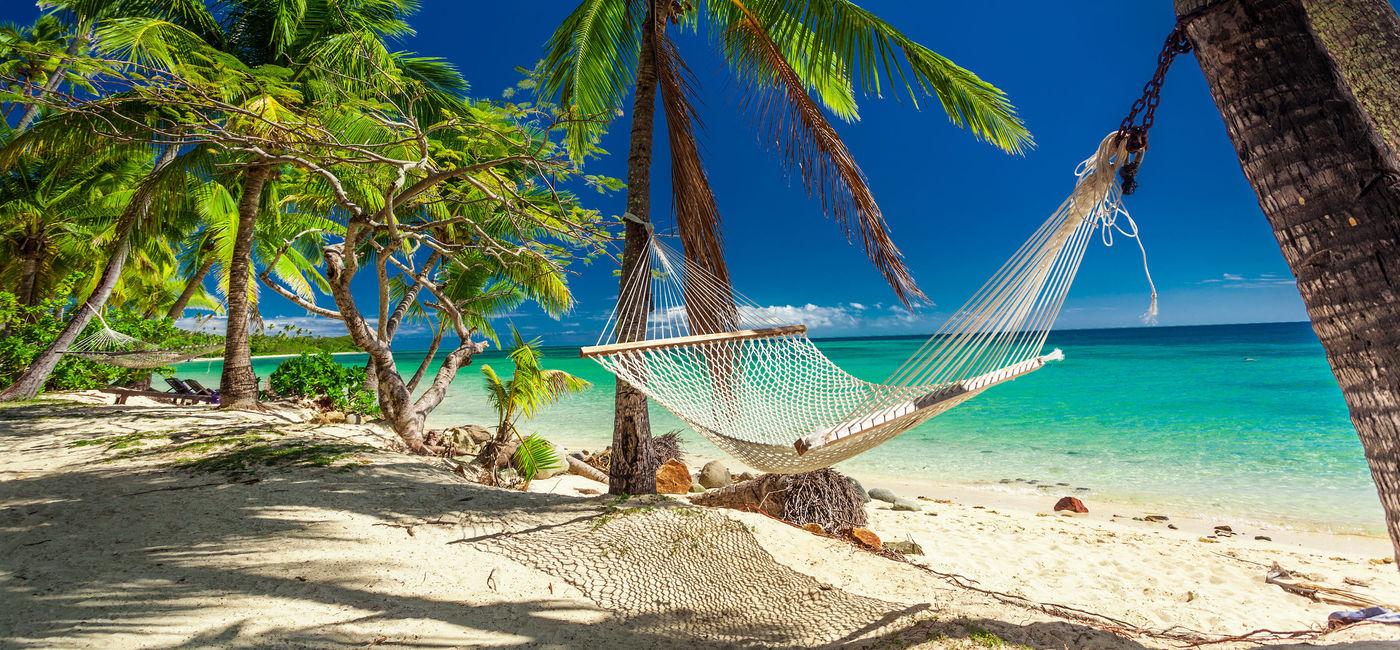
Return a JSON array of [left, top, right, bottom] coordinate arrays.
[[846, 476, 872, 503], [891, 497, 922, 512], [868, 487, 898, 504], [884, 540, 924, 555], [736, 471, 755, 482], [698, 460, 732, 489]]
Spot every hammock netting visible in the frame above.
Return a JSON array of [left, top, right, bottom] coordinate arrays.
[[64, 325, 223, 369], [582, 134, 1152, 474]]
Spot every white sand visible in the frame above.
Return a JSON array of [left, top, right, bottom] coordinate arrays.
[[1, 394, 1397, 648]]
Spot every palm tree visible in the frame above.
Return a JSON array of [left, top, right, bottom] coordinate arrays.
[[1173, 0, 1400, 561], [539, 0, 1032, 494], [480, 328, 592, 484]]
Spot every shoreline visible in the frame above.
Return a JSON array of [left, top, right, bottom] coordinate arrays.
[[184, 350, 364, 363], [532, 429, 1393, 556]]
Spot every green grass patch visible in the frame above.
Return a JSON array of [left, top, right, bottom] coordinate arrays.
[[178, 440, 372, 477]]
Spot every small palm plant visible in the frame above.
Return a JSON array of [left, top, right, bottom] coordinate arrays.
[[480, 328, 592, 487]]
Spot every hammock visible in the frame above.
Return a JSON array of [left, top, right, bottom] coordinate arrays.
[[64, 315, 223, 369], [581, 134, 1154, 473]]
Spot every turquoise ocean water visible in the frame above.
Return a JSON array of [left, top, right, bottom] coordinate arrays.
[[171, 322, 1381, 534]]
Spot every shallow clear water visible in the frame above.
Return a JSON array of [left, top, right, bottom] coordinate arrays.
[[172, 322, 1380, 533]]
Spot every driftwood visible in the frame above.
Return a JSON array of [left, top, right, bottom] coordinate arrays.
[[690, 469, 867, 533], [1265, 563, 1392, 609], [566, 455, 608, 483]]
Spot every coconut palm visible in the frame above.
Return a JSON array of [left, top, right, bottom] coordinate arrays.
[[539, 0, 1033, 493], [1173, 0, 1400, 562]]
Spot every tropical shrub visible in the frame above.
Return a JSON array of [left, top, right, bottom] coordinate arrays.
[[269, 352, 377, 415]]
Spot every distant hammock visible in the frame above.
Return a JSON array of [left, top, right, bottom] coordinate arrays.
[[64, 315, 222, 369], [581, 133, 1156, 474]]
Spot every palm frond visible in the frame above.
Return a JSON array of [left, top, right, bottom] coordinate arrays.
[[539, 0, 647, 159]]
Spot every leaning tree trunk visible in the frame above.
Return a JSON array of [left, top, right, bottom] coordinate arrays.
[[608, 0, 661, 496], [15, 20, 92, 133], [218, 165, 271, 410], [0, 146, 180, 402], [1177, 0, 1400, 561], [165, 248, 216, 320], [15, 234, 46, 308]]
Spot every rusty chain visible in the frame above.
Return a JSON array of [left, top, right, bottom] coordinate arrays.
[[1116, 25, 1194, 194]]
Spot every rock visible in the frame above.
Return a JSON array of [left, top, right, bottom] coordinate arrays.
[[1254, 535, 1272, 541], [801, 522, 824, 534], [576, 488, 600, 495], [849, 528, 881, 550], [885, 540, 924, 556], [1075, 487, 1090, 491], [891, 498, 922, 512], [654, 459, 692, 495], [736, 471, 755, 483], [846, 477, 872, 503], [1213, 525, 1234, 535], [698, 461, 732, 489], [446, 429, 483, 455], [324, 410, 347, 423], [1144, 515, 1169, 522], [1053, 496, 1088, 514], [868, 487, 897, 504], [1370, 557, 1395, 565], [1167, 524, 1179, 530], [689, 484, 705, 493]]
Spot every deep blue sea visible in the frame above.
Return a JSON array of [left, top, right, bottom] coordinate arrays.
[[172, 321, 1381, 534]]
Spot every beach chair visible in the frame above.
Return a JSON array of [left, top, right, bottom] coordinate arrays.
[[164, 378, 215, 405], [184, 379, 219, 397]]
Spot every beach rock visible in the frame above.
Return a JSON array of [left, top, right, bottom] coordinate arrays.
[[868, 487, 897, 504], [1144, 515, 1169, 523], [1168, 524, 1179, 530], [324, 410, 347, 423], [446, 429, 483, 455], [846, 477, 872, 503], [689, 484, 706, 493], [698, 461, 732, 489], [654, 459, 692, 495], [849, 528, 881, 550], [885, 540, 924, 556], [1254, 535, 1272, 541], [801, 522, 824, 535], [736, 471, 755, 483], [1053, 496, 1088, 514], [891, 498, 922, 512], [1213, 525, 1234, 536]]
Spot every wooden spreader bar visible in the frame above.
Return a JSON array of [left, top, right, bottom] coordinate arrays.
[[579, 325, 807, 359]]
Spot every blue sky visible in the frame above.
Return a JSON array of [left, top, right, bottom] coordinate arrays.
[[7, 1, 1354, 346]]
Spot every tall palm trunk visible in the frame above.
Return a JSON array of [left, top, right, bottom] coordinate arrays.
[[15, 233, 46, 307], [0, 146, 180, 402], [609, 0, 661, 496], [218, 165, 270, 410], [165, 250, 216, 320], [1176, 0, 1400, 561]]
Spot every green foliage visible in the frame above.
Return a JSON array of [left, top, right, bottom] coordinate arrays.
[[268, 351, 377, 414], [0, 282, 201, 391], [511, 432, 561, 483], [481, 327, 592, 443]]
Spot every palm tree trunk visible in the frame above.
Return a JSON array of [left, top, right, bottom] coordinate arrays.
[[15, 20, 92, 133], [218, 165, 271, 410], [165, 249, 216, 320], [15, 234, 45, 308], [608, 0, 661, 496], [1176, 0, 1400, 561], [0, 146, 180, 402]]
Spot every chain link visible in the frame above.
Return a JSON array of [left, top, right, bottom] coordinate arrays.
[[1116, 25, 1193, 194]]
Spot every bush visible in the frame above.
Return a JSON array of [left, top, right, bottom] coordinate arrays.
[[270, 352, 378, 415]]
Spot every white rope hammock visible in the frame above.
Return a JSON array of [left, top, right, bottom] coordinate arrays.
[[64, 312, 223, 369], [581, 133, 1154, 473]]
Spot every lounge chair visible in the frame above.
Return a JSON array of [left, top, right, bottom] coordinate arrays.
[[163, 378, 217, 405], [184, 379, 219, 400]]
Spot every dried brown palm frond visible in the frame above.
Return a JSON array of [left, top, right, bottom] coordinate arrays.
[[721, 2, 926, 307]]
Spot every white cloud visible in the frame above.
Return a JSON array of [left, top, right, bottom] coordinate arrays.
[[848, 302, 866, 311], [1198, 273, 1295, 289], [632, 302, 943, 337]]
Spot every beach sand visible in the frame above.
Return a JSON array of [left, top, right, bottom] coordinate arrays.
[[2, 394, 1398, 648]]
